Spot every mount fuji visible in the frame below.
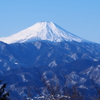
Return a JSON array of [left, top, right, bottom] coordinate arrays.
[[0, 21, 86, 44], [1, 22, 100, 99]]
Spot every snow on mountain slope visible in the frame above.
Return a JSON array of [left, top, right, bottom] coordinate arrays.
[[0, 21, 86, 44]]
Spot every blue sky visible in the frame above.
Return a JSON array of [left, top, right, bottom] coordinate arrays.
[[0, 0, 100, 43]]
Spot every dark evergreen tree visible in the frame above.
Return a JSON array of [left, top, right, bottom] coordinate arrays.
[[0, 80, 10, 100]]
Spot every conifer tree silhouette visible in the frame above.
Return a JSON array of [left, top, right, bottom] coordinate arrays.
[[0, 80, 10, 100]]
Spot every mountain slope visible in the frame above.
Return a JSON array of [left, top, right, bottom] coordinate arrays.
[[0, 41, 100, 71], [0, 22, 86, 44], [1, 59, 100, 99]]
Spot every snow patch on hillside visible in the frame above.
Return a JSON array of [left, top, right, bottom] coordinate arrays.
[[49, 61, 57, 67]]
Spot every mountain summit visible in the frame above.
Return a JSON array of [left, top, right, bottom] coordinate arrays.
[[0, 21, 85, 44]]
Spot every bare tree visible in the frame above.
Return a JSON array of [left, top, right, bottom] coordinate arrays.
[[22, 69, 100, 100]]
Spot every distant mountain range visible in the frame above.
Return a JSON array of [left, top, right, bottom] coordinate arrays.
[[0, 22, 100, 99]]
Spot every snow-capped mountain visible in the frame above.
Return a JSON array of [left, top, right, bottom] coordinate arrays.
[[0, 22, 86, 44], [0, 22, 100, 99]]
